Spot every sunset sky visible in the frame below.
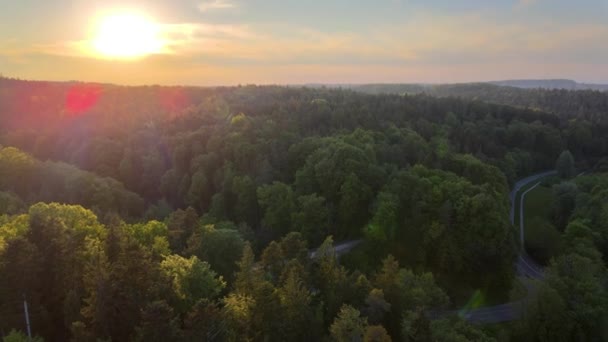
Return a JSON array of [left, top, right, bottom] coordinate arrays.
[[1, 0, 607, 85]]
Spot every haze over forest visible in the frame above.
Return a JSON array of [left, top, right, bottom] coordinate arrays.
[[2, 1, 608, 342]]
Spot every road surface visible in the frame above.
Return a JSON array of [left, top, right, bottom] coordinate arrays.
[[463, 170, 555, 323], [312, 171, 555, 323], [510, 171, 556, 280], [459, 302, 521, 323], [309, 240, 362, 259]]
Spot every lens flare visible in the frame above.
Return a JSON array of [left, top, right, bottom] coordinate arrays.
[[458, 289, 486, 316], [65, 84, 102, 115]]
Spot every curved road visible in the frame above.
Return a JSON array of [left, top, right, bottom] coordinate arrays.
[[510, 171, 556, 280], [316, 170, 557, 324], [462, 170, 556, 323]]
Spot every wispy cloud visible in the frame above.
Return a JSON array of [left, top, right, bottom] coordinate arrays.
[[5, 7, 608, 83], [11, 13, 608, 67], [198, 0, 235, 12], [11, 22, 253, 60], [157, 22, 254, 57]]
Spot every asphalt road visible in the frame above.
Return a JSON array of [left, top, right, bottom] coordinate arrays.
[[314, 171, 556, 324], [309, 240, 362, 259], [464, 170, 556, 323], [510, 171, 557, 280]]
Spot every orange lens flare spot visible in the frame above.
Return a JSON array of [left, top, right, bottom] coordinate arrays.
[[65, 84, 102, 115]]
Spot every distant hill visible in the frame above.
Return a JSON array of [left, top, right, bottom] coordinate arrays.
[[349, 82, 608, 122], [489, 79, 608, 91]]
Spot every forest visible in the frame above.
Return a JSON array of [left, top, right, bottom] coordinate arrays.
[[1, 77, 608, 341], [351, 82, 608, 124]]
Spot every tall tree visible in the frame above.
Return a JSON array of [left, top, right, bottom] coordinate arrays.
[[363, 325, 392, 342], [134, 301, 182, 342], [186, 224, 244, 282], [160, 254, 226, 313], [257, 182, 295, 239], [292, 194, 329, 244], [330, 305, 368, 342], [556, 150, 576, 179], [277, 268, 313, 341]]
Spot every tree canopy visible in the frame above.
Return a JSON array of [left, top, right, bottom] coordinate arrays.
[[2, 79, 608, 340]]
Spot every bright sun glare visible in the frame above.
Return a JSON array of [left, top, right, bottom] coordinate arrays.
[[92, 12, 164, 59]]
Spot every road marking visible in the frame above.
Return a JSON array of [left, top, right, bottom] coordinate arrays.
[[445, 172, 562, 323], [519, 255, 543, 278], [519, 182, 540, 249]]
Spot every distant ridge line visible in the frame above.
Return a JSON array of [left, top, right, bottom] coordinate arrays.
[[488, 79, 608, 91]]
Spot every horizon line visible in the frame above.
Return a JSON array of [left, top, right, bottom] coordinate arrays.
[[2, 75, 608, 88]]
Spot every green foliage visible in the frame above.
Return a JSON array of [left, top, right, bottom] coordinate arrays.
[[363, 325, 392, 342], [292, 193, 329, 244], [186, 224, 245, 282], [519, 250, 608, 341], [160, 254, 226, 312], [2, 330, 44, 342], [233, 242, 259, 295], [556, 150, 576, 179], [373, 166, 515, 293], [0, 147, 144, 217], [277, 268, 313, 341], [221, 293, 255, 341], [521, 183, 563, 263], [231, 175, 259, 227], [354, 82, 608, 129], [4, 80, 608, 341], [124, 220, 170, 257], [186, 170, 209, 211], [545, 252, 608, 339], [429, 316, 496, 342], [400, 310, 432, 342], [0, 192, 24, 215], [367, 192, 399, 243], [338, 173, 373, 237], [0, 214, 29, 253], [134, 301, 182, 342], [551, 181, 578, 229], [257, 182, 295, 239], [520, 284, 570, 342], [525, 217, 562, 264], [330, 305, 368, 342], [165, 207, 199, 253], [442, 154, 508, 195], [364, 289, 391, 325], [374, 255, 449, 339], [0, 147, 35, 195]]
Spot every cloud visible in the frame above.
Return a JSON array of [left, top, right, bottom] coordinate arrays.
[[369, 12, 608, 65], [9, 22, 254, 61], [18, 13, 608, 68], [198, 0, 235, 12], [157, 22, 255, 57], [5, 7, 608, 85], [0, 39, 33, 57]]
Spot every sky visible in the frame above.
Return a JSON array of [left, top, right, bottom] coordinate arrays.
[[1, 0, 607, 85]]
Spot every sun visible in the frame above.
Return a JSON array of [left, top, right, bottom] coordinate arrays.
[[91, 12, 164, 59]]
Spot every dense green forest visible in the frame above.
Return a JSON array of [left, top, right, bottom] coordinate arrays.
[[488, 79, 608, 91], [1, 78, 608, 341], [511, 171, 608, 341], [351, 83, 608, 124]]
